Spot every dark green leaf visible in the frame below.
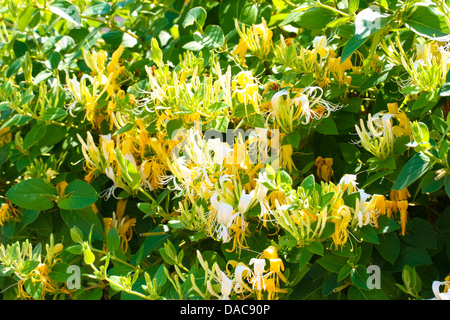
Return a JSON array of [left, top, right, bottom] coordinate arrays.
[[375, 232, 400, 264], [6, 178, 56, 210], [57, 179, 98, 210], [392, 152, 431, 190]]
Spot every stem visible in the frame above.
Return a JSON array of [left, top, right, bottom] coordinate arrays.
[[90, 248, 139, 271], [80, 15, 142, 42], [138, 187, 170, 218], [315, 1, 349, 16]]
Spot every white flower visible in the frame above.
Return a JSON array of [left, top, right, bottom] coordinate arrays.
[[219, 271, 233, 300], [217, 201, 234, 227], [249, 258, 267, 291], [238, 189, 255, 213], [432, 281, 450, 300]]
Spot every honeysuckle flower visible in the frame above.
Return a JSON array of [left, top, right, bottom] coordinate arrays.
[[234, 17, 272, 60], [338, 174, 358, 193], [0, 127, 11, 146], [312, 36, 329, 59], [299, 86, 343, 125], [270, 90, 304, 133], [207, 138, 233, 165], [233, 262, 253, 294], [397, 200, 409, 236], [355, 189, 373, 228], [232, 71, 260, 108], [249, 258, 267, 291], [103, 199, 136, 253], [0, 201, 17, 227], [432, 278, 450, 300], [238, 189, 255, 214], [315, 156, 333, 182], [331, 200, 352, 248], [83, 47, 108, 79], [218, 271, 233, 300], [232, 39, 249, 67], [355, 113, 395, 160]]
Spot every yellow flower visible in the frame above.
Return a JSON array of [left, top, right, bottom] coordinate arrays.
[[0, 127, 12, 146], [103, 199, 137, 253], [106, 44, 125, 98], [330, 198, 352, 248], [397, 200, 409, 236], [387, 102, 412, 137], [0, 201, 18, 226], [315, 156, 333, 182], [390, 188, 410, 202], [280, 144, 296, 172], [355, 113, 395, 160], [235, 18, 272, 60], [263, 246, 288, 293], [232, 39, 249, 67], [232, 71, 260, 108]]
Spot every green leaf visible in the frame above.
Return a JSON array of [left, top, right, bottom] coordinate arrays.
[[298, 248, 314, 270], [341, 35, 369, 62], [106, 227, 121, 253], [300, 174, 315, 195], [0, 265, 14, 277], [405, 4, 450, 40], [33, 70, 53, 85], [57, 179, 98, 210], [205, 116, 229, 133], [18, 6, 36, 32], [350, 264, 370, 290], [316, 117, 338, 135], [23, 122, 46, 150], [166, 118, 183, 139], [49, 262, 71, 282], [194, 25, 224, 49], [24, 279, 43, 299], [338, 264, 352, 282], [316, 253, 348, 273], [5, 58, 22, 78], [113, 123, 134, 136], [385, 245, 432, 272], [421, 171, 444, 194], [219, 0, 240, 34], [208, 102, 229, 113], [306, 241, 324, 256], [353, 225, 379, 244], [392, 152, 431, 190], [183, 7, 207, 28], [347, 286, 389, 300], [354, 5, 390, 40], [49, 0, 81, 27], [13, 40, 28, 58], [6, 178, 57, 210], [61, 207, 104, 241], [285, 132, 300, 148], [40, 108, 67, 121], [445, 176, 450, 198], [22, 260, 40, 274], [375, 232, 400, 264], [376, 215, 399, 234], [46, 51, 62, 70], [439, 82, 450, 96], [402, 218, 437, 249], [295, 7, 338, 29], [348, 0, 359, 15]]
